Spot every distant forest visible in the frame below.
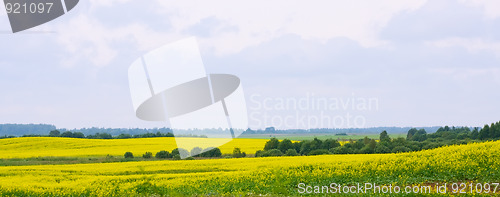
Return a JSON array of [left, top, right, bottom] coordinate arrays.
[[254, 120, 500, 157], [0, 124, 56, 136], [242, 126, 442, 135], [0, 123, 484, 140]]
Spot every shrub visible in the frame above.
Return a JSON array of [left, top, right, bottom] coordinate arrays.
[[232, 148, 246, 158], [285, 149, 298, 156], [321, 139, 341, 150], [200, 147, 222, 158], [308, 149, 330, 155], [374, 145, 391, 153], [142, 152, 153, 159], [255, 150, 265, 157], [60, 131, 74, 138], [392, 146, 412, 153], [330, 146, 352, 154], [72, 132, 85, 138], [278, 139, 293, 153], [264, 138, 280, 151], [422, 143, 442, 150], [155, 150, 171, 159], [358, 146, 374, 154], [124, 152, 134, 159], [267, 149, 283, 157], [172, 148, 190, 158], [49, 130, 60, 137]]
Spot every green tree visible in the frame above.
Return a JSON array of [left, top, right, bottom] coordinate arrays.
[[379, 130, 391, 142], [172, 148, 190, 158], [368, 139, 377, 150], [117, 134, 132, 139], [171, 148, 180, 156], [124, 152, 134, 158], [322, 139, 341, 150], [392, 146, 411, 153], [330, 146, 352, 154], [278, 139, 293, 153], [300, 139, 322, 155], [392, 137, 407, 147], [61, 131, 73, 138], [285, 149, 298, 156], [407, 128, 418, 140], [312, 137, 323, 147], [293, 141, 303, 153], [470, 128, 479, 140], [232, 147, 246, 158], [266, 149, 283, 157], [352, 139, 365, 150], [155, 150, 171, 159], [363, 136, 370, 145], [359, 146, 374, 154], [411, 129, 427, 142], [142, 152, 152, 159], [491, 122, 500, 139], [479, 124, 490, 140], [201, 147, 222, 157], [309, 149, 330, 155], [264, 138, 280, 151], [49, 130, 60, 137], [73, 132, 85, 138], [374, 144, 391, 153], [255, 150, 265, 157]]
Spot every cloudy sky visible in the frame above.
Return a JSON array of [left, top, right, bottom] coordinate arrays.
[[0, 0, 499, 129]]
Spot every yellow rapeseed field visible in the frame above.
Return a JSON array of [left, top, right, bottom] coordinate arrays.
[[0, 137, 268, 158], [0, 140, 498, 196]]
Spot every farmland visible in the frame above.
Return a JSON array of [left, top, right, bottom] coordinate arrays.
[[0, 137, 268, 159], [0, 138, 498, 196]]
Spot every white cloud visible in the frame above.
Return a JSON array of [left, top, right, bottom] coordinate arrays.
[[430, 67, 500, 83], [0, 3, 10, 30], [459, 0, 500, 19], [50, 0, 429, 65], [5, 0, 500, 129], [429, 37, 500, 58], [54, 13, 182, 67], [88, 0, 132, 9], [154, 0, 427, 55], [55, 15, 118, 67]]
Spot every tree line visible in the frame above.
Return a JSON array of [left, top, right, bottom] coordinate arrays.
[[0, 124, 56, 137], [255, 121, 500, 157], [242, 126, 441, 135], [21, 130, 175, 139], [10, 130, 214, 139], [122, 147, 247, 160]]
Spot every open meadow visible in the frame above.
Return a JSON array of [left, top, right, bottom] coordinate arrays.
[[0, 138, 498, 196], [0, 137, 268, 159]]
